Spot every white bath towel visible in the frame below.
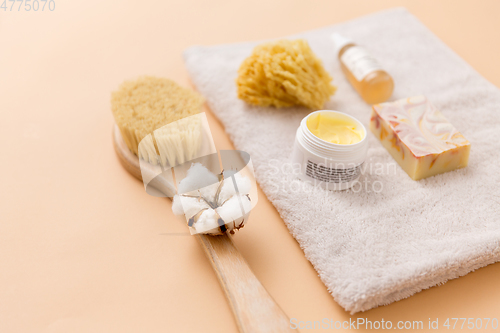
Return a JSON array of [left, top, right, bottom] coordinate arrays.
[[183, 8, 500, 313]]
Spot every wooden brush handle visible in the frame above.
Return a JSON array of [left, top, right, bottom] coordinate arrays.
[[113, 125, 294, 332], [197, 233, 294, 333]]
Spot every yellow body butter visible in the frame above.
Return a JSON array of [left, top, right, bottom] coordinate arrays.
[[306, 112, 364, 145], [292, 110, 368, 191]]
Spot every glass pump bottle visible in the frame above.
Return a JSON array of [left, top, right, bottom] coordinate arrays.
[[331, 33, 394, 104]]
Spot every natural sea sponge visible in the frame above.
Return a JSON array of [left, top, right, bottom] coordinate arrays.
[[236, 39, 336, 110]]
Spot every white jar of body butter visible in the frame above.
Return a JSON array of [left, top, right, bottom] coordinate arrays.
[[291, 110, 368, 191]]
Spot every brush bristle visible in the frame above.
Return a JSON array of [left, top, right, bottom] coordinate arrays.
[[111, 76, 204, 162]]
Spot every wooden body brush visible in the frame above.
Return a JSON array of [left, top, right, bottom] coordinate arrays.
[[111, 77, 293, 333]]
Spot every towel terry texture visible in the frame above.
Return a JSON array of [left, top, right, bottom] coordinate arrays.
[[183, 8, 500, 313]]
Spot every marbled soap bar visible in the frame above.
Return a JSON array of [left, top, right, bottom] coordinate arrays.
[[370, 96, 470, 180]]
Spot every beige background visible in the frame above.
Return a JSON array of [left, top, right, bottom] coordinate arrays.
[[1, 1, 500, 332]]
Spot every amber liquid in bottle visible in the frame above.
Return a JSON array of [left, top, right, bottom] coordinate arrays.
[[337, 42, 394, 104]]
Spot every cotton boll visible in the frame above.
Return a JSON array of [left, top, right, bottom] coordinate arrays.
[[217, 194, 252, 225], [216, 195, 243, 222], [177, 163, 219, 194], [193, 208, 221, 234], [198, 181, 220, 203], [172, 195, 211, 218], [173, 164, 254, 235], [183, 197, 211, 219], [218, 173, 252, 203], [180, 182, 220, 204]]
